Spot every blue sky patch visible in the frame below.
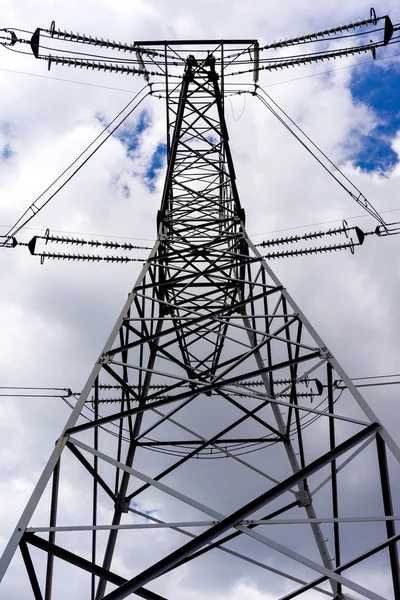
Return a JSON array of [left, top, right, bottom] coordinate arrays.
[[0, 121, 13, 162], [1, 144, 13, 161], [131, 501, 157, 517], [145, 143, 167, 191], [121, 183, 130, 199], [116, 110, 151, 154], [349, 62, 400, 174], [95, 113, 107, 127], [107, 109, 166, 192]]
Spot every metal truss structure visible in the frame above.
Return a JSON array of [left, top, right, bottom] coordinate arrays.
[[1, 37, 400, 600]]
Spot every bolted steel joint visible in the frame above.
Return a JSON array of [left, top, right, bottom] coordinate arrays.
[[295, 490, 312, 507], [98, 352, 112, 364], [319, 346, 333, 360]]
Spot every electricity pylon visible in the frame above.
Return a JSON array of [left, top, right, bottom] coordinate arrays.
[[1, 34, 400, 600]]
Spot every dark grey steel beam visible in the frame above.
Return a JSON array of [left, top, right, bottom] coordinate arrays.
[[95, 319, 165, 599], [24, 534, 168, 600], [101, 422, 380, 600], [66, 351, 321, 436], [376, 434, 400, 599], [20, 540, 44, 600], [167, 501, 300, 573], [92, 377, 99, 600], [327, 363, 341, 596], [125, 392, 283, 504], [136, 438, 281, 446], [135, 39, 257, 45], [66, 442, 116, 502], [44, 458, 60, 600], [279, 532, 400, 600], [108, 285, 282, 356]]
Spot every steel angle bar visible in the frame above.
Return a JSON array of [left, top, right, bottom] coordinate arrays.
[[141, 432, 279, 449], [20, 515, 393, 532], [376, 434, 400, 597], [92, 377, 100, 600], [23, 534, 167, 600], [247, 236, 400, 465], [162, 286, 238, 311], [19, 540, 44, 600], [178, 340, 320, 387], [108, 287, 279, 354], [125, 258, 273, 303], [327, 362, 341, 593], [67, 437, 231, 520], [311, 435, 374, 495], [240, 516, 400, 524], [123, 314, 297, 321], [204, 331, 288, 382], [134, 398, 194, 440], [176, 322, 235, 351], [232, 527, 386, 600], [218, 385, 370, 427], [126, 504, 333, 596], [270, 359, 326, 397], [45, 457, 60, 600], [135, 38, 257, 46], [66, 352, 322, 436], [71, 424, 380, 599], [120, 330, 199, 377], [278, 533, 400, 600], [209, 313, 304, 347], [70, 432, 294, 556], [0, 242, 160, 579], [148, 396, 286, 482], [108, 360, 209, 386], [213, 322, 319, 380], [101, 362, 197, 407], [27, 522, 216, 533], [65, 442, 116, 501], [125, 404, 287, 507], [150, 261, 257, 292], [241, 311, 336, 588], [96, 319, 166, 599], [100, 423, 381, 600], [5, 47, 395, 600], [159, 72, 189, 219], [217, 389, 283, 438]]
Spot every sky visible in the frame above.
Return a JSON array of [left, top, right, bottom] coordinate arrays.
[[1, 1, 400, 599]]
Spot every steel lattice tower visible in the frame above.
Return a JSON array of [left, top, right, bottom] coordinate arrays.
[[1, 38, 400, 600]]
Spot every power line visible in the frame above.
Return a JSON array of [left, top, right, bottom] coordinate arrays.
[[1, 86, 150, 243], [0, 224, 155, 242], [1, 50, 399, 96], [259, 51, 400, 89], [0, 66, 158, 93], [255, 88, 385, 226], [249, 208, 400, 238], [2, 373, 400, 397], [2, 205, 400, 245]]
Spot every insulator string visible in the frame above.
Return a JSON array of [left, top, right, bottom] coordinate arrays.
[[226, 38, 395, 78], [32, 231, 152, 250], [32, 250, 146, 264], [262, 240, 358, 259], [255, 224, 364, 247]]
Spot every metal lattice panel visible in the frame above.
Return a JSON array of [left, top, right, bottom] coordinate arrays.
[[0, 48, 399, 600]]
